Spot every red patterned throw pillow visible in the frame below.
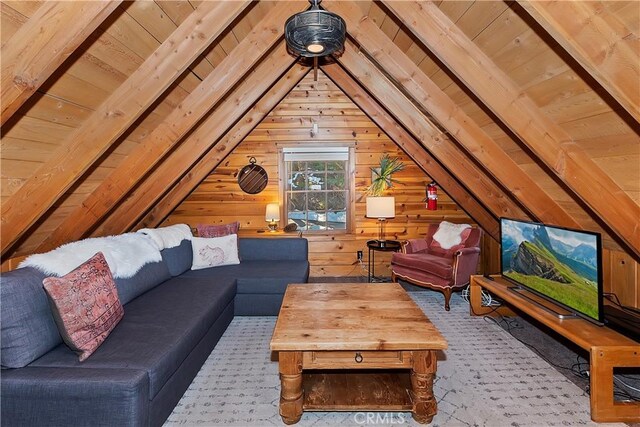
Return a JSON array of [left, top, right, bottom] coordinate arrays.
[[196, 221, 240, 238], [42, 252, 124, 362]]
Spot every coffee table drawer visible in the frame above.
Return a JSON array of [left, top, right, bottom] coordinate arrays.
[[303, 350, 412, 369]]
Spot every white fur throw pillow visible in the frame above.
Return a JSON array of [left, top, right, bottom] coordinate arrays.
[[432, 221, 471, 249], [191, 235, 240, 270]]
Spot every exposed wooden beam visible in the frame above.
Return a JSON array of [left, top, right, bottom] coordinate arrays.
[[518, 0, 640, 123], [0, 0, 121, 125], [322, 62, 499, 241], [328, 0, 581, 231], [36, 2, 306, 253], [134, 65, 310, 230], [0, 0, 252, 256], [95, 54, 307, 236], [384, 0, 640, 257], [338, 41, 529, 222]]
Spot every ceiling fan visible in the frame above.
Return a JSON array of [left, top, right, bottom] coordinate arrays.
[[284, 0, 346, 79]]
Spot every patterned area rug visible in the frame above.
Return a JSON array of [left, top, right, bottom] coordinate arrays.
[[165, 292, 623, 426]]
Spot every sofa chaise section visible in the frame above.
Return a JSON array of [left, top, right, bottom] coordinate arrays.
[[1, 367, 150, 427]]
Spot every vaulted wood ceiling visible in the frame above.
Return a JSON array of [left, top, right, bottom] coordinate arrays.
[[1, 0, 638, 262]]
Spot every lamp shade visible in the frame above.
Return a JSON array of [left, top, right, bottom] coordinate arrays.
[[366, 196, 395, 219], [265, 203, 280, 221]]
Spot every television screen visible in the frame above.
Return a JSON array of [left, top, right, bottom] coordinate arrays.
[[500, 218, 603, 323]]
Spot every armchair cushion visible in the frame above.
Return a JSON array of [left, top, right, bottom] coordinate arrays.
[[391, 253, 453, 280]]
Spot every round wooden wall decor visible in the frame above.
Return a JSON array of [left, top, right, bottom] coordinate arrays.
[[238, 157, 268, 194]]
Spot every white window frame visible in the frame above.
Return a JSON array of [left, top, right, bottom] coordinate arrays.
[[278, 143, 356, 234]]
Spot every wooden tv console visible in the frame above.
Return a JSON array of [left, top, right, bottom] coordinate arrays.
[[469, 275, 640, 423]]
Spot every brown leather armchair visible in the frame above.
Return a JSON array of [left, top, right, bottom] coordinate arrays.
[[391, 223, 482, 311]]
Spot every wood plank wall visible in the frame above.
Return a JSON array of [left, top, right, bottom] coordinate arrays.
[[163, 71, 477, 278]]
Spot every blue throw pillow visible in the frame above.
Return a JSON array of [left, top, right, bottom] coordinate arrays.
[[1, 267, 62, 368], [161, 239, 193, 276]]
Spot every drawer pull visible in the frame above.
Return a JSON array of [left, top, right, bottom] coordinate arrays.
[[354, 352, 363, 363]]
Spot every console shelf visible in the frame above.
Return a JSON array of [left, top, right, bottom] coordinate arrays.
[[470, 275, 639, 423]]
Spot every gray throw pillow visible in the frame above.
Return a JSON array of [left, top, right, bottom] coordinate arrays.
[[1, 267, 62, 368], [114, 261, 171, 305], [161, 239, 193, 276]]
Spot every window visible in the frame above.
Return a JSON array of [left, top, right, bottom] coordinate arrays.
[[281, 146, 353, 232]]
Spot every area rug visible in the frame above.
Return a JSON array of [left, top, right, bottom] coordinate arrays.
[[165, 292, 623, 426]]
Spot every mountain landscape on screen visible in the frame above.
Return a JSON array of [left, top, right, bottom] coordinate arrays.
[[501, 220, 599, 320]]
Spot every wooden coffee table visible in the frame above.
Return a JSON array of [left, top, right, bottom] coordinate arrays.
[[270, 283, 448, 424]]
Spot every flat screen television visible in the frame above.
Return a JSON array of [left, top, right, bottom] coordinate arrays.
[[500, 217, 603, 324]]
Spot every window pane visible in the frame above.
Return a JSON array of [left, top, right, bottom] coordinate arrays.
[[307, 172, 325, 190], [326, 172, 345, 190], [289, 172, 306, 190], [307, 193, 325, 211], [307, 161, 326, 172], [327, 161, 344, 171], [288, 193, 306, 212], [327, 211, 346, 229], [327, 192, 346, 210], [291, 161, 306, 172]]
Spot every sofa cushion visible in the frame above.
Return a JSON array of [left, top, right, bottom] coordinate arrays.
[[31, 277, 236, 399], [391, 253, 453, 280], [1, 267, 62, 369], [114, 260, 171, 305], [239, 237, 308, 261], [43, 252, 124, 362], [179, 260, 310, 294], [161, 240, 192, 276]]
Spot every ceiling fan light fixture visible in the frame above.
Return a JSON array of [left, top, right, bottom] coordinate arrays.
[[284, 0, 346, 58], [306, 43, 325, 54]]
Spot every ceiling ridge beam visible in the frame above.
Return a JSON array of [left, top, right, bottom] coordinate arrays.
[[518, 0, 639, 123], [338, 40, 529, 222], [133, 65, 311, 231], [383, 0, 640, 257], [327, 0, 580, 231], [93, 51, 305, 236], [0, 0, 122, 126], [1, 0, 253, 256], [36, 2, 307, 253], [322, 62, 499, 241]]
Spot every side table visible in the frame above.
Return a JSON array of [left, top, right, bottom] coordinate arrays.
[[367, 240, 401, 282]]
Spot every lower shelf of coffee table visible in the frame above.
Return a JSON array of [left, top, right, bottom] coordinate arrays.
[[302, 370, 413, 411]]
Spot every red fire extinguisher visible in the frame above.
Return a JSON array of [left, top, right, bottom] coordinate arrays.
[[426, 182, 438, 211]]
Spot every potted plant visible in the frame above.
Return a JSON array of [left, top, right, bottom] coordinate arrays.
[[365, 155, 404, 244], [366, 154, 405, 196]]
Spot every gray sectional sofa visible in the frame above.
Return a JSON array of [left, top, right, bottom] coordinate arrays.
[[1, 237, 309, 427]]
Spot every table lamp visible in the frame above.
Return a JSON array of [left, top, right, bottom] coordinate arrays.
[[265, 203, 280, 232], [366, 196, 395, 245]]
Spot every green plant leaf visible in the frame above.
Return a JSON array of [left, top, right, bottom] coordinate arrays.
[[366, 154, 405, 196]]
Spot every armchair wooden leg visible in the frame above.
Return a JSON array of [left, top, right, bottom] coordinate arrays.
[[443, 288, 452, 311]]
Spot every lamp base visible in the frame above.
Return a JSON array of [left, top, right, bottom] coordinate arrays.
[[375, 239, 389, 247], [267, 221, 278, 232]]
